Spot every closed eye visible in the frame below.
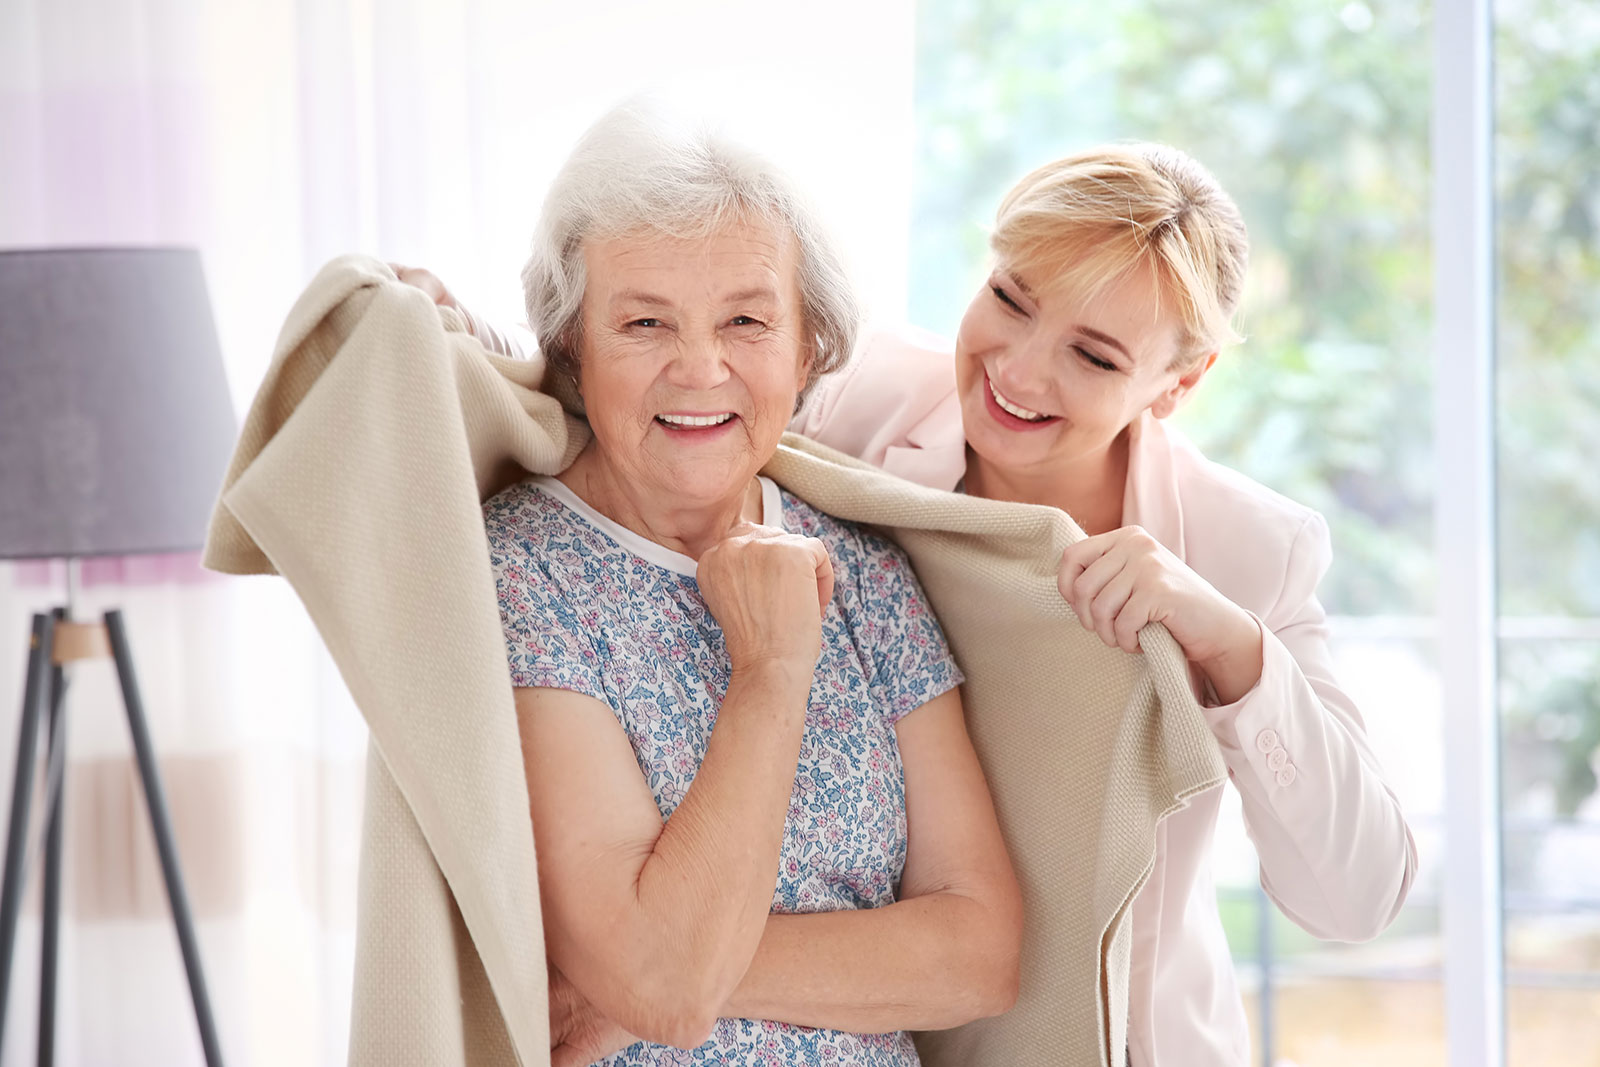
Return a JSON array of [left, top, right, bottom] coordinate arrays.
[[1076, 346, 1118, 372], [991, 285, 1025, 314]]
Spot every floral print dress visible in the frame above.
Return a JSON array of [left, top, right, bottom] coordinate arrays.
[[484, 475, 963, 1067]]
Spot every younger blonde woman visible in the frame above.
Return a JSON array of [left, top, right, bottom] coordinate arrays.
[[792, 146, 1417, 1065]]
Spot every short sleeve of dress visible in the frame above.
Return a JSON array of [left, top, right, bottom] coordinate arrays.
[[850, 529, 964, 724], [483, 498, 609, 704]]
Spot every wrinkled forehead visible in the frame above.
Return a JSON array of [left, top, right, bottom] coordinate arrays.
[[585, 215, 798, 290]]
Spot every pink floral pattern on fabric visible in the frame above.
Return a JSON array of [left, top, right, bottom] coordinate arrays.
[[484, 479, 962, 1067]]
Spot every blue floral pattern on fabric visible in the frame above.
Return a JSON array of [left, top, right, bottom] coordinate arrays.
[[483, 478, 963, 1067]]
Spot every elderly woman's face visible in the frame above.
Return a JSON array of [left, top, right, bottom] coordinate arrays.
[[576, 219, 810, 510]]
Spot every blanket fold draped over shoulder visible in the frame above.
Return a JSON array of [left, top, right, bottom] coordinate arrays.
[[204, 255, 1225, 1067]]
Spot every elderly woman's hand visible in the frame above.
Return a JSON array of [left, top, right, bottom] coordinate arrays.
[[549, 964, 636, 1066], [697, 523, 834, 674]]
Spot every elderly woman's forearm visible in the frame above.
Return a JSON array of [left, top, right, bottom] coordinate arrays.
[[721, 890, 1022, 1033], [561, 661, 813, 1046]]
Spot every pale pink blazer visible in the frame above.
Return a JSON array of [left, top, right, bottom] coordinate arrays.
[[794, 325, 1418, 1067]]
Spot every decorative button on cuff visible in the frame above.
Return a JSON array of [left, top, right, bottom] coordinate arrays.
[[1254, 729, 1297, 786]]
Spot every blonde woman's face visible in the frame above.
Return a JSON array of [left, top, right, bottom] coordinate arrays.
[[953, 263, 1203, 481]]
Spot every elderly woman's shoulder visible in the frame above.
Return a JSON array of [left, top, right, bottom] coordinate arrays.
[[480, 478, 569, 545], [483, 477, 546, 517]]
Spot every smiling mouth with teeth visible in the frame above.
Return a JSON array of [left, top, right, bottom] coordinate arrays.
[[987, 377, 1052, 422], [657, 412, 736, 428]]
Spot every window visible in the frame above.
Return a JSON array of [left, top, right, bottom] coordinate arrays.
[[913, 0, 1599, 1062], [1495, 0, 1600, 1061]]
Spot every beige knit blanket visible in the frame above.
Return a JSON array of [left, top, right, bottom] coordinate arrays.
[[204, 256, 1224, 1067]]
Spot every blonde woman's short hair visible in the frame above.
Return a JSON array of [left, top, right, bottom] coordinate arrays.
[[523, 102, 860, 399], [991, 144, 1249, 367]]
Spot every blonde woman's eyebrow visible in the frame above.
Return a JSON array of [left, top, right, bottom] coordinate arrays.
[[1077, 326, 1130, 359], [1004, 269, 1128, 358]]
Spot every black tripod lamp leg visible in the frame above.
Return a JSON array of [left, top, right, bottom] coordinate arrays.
[[103, 610, 225, 1067], [0, 613, 57, 1050], [39, 607, 69, 1067]]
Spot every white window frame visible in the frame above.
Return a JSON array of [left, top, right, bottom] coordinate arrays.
[[1435, 0, 1505, 1063]]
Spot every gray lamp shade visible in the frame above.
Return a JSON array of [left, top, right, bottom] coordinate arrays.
[[0, 248, 239, 560]]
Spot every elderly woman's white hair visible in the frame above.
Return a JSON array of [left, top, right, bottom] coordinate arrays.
[[522, 102, 861, 399]]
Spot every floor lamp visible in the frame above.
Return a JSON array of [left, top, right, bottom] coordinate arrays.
[[0, 248, 238, 1066]]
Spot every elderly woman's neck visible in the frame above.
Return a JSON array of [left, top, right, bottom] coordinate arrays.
[[557, 453, 766, 560]]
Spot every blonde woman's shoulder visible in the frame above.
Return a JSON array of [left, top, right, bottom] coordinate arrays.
[[1158, 419, 1332, 619]]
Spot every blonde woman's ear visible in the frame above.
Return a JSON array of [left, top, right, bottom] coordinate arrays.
[[1180, 350, 1219, 389], [1151, 351, 1218, 419]]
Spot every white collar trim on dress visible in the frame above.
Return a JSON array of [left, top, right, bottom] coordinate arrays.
[[528, 474, 786, 578]]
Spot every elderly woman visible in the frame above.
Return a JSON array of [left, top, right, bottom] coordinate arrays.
[[481, 106, 1022, 1066]]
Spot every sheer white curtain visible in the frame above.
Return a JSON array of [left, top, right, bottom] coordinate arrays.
[[0, 1, 914, 1063]]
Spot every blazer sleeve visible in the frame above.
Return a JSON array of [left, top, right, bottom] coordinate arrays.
[[1201, 512, 1419, 942]]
